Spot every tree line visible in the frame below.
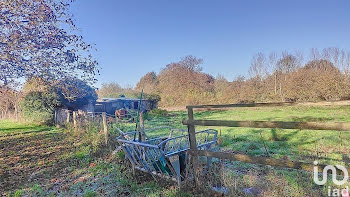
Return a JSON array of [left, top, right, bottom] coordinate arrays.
[[99, 48, 350, 107]]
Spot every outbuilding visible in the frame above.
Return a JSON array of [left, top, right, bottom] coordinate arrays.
[[94, 97, 158, 115]]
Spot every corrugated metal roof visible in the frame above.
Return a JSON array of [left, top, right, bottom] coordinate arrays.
[[97, 97, 148, 102]]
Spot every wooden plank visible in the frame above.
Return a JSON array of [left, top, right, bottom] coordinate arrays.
[[187, 102, 297, 109], [182, 119, 350, 131], [190, 150, 350, 175]]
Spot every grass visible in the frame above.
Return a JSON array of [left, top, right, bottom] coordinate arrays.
[[0, 119, 192, 197], [0, 119, 52, 135], [140, 105, 350, 196], [142, 105, 350, 164], [1, 105, 350, 196], [106, 105, 350, 196]]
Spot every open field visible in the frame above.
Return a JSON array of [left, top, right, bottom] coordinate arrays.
[[143, 105, 350, 196], [96, 104, 350, 196], [0, 120, 192, 197], [146, 105, 350, 164], [1, 105, 350, 196]]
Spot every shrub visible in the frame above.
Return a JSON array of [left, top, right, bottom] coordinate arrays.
[[21, 89, 60, 124]]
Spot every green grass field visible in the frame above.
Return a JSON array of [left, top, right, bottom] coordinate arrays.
[[143, 105, 350, 164], [1, 105, 350, 196], [0, 120, 53, 135], [141, 105, 350, 196], [107, 105, 350, 196]]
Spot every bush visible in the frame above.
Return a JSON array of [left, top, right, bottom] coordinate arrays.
[[21, 89, 60, 124]]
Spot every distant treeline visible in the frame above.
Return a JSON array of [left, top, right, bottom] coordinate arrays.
[[98, 48, 350, 107]]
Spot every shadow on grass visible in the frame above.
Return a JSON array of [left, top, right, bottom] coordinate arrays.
[[289, 116, 334, 122], [1, 127, 53, 135], [0, 125, 49, 132], [269, 128, 299, 141]]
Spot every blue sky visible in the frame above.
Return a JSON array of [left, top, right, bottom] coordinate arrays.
[[70, 0, 350, 87]]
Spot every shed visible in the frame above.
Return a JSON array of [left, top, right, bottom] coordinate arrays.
[[94, 97, 157, 115]]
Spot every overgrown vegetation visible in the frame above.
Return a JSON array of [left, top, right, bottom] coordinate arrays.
[[1, 105, 350, 196], [1, 77, 98, 123], [21, 89, 60, 124]]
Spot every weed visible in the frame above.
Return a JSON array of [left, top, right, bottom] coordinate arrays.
[[30, 184, 44, 196], [13, 189, 23, 197], [83, 191, 97, 197], [116, 150, 125, 160]]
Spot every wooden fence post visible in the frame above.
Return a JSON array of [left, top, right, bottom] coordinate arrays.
[[102, 112, 108, 145], [54, 110, 57, 126], [66, 110, 70, 124], [73, 111, 77, 128], [140, 111, 144, 130], [138, 111, 146, 141], [187, 107, 201, 187]]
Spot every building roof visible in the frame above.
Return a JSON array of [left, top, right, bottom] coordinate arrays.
[[97, 97, 148, 103]]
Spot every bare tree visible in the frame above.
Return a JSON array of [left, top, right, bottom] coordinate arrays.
[[268, 52, 278, 95], [310, 48, 321, 60], [339, 49, 347, 73], [345, 52, 350, 76], [249, 52, 267, 79], [278, 52, 298, 73], [294, 50, 304, 68]]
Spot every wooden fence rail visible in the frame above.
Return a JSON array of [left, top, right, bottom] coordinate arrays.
[[183, 119, 350, 131], [183, 102, 350, 187], [186, 101, 298, 109]]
